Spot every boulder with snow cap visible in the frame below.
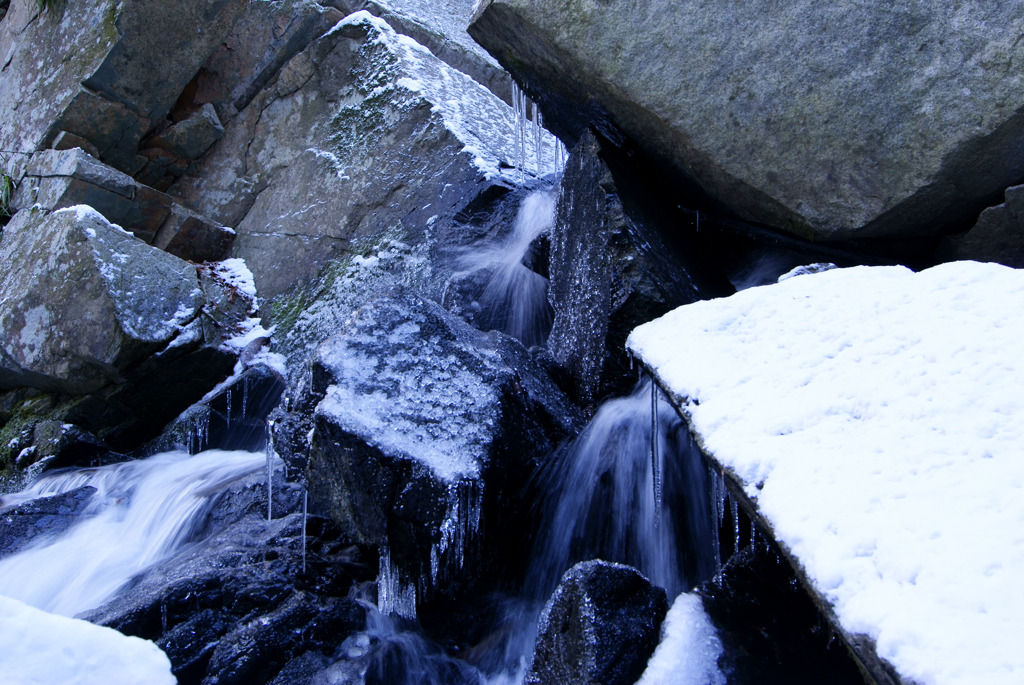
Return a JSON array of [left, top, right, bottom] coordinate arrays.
[[305, 292, 581, 591]]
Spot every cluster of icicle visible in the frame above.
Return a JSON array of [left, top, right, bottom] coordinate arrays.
[[512, 81, 567, 183]]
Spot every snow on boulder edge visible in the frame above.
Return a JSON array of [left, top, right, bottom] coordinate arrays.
[[627, 261, 1024, 685], [0, 594, 175, 685]]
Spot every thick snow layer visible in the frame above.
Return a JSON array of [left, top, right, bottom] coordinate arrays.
[[627, 262, 1024, 685], [636, 593, 725, 685], [0, 594, 175, 685], [336, 12, 561, 183]]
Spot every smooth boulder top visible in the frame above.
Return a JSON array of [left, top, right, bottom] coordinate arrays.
[[470, 0, 1024, 242]]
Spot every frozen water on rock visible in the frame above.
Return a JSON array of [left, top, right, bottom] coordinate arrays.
[[0, 450, 268, 617], [453, 188, 556, 347]]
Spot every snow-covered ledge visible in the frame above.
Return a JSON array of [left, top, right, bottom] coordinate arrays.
[[627, 262, 1024, 685]]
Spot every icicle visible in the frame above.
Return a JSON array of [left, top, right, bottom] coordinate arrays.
[[533, 102, 541, 177], [225, 389, 232, 429], [696, 210, 700, 233], [265, 419, 274, 522], [650, 380, 662, 530], [241, 377, 249, 422], [730, 496, 740, 556], [378, 547, 417, 620], [301, 489, 308, 574], [750, 518, 757, 552], [709, 466, 723, 573]]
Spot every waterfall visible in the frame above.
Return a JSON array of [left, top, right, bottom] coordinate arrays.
[[455, 189, 556, 348], [0, 449, 268, 617], [526, 379, 717, 602]]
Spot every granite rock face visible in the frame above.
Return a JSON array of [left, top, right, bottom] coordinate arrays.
[[0, 206, 255, 452], [470, 0, 1024, 243], [0, 0, 248, 180], [174, 11, 560, 300], [526, 560, 668, 685]]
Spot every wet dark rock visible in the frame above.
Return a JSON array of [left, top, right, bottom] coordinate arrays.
[[470, 0, 1024, 244], [698, 541, 869, 685], [548, 131, 707, 407], [83, 471, 374, 685], [525, 559, 668, 685], [940, 184, 1024, 269], [149, 364, 286, 456], [305, 292, 581, 586], [0, 485, 95, 558]]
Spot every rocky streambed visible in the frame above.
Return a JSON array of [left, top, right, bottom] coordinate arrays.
[[2, 0, 1022, 683]]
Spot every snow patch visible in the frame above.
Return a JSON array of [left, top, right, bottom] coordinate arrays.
[[0, 595, 175, 685], [636, 593, 726, 685]]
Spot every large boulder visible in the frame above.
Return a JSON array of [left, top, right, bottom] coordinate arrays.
[[303, 293, 581, 596], [0, 206, 255, 453], [526, 560, 668, 685], [469, 0, 1024, 243], [0, 0, 248, 179], [173, 11, 561, 300]]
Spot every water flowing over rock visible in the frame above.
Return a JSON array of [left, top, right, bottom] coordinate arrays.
[[303, 292, 580, 595], [470, 0, 1024, 244], [525, 560, 668, 685]]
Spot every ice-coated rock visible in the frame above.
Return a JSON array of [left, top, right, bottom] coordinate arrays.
[[305, 292, 580, 582], [526, 560, 668, 685], [174, 10, 561, 300], [470, 0, 1024, 243]]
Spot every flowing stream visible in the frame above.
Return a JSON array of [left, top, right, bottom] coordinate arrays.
[[0, 449, 267, 617]]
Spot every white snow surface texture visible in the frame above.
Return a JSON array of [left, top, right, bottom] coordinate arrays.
[[627, 261, 1024, 685], [0, 594, 175, 685]]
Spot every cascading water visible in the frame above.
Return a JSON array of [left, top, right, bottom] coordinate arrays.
[[0, 449, 269, 617], [455, 189, 557, 348]]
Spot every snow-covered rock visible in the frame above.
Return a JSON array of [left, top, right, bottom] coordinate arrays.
[[0, 206, 258, 454], [0, 594, 175, 685], [628, 261, 1024, 685], [305, 292, 580, 584]]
